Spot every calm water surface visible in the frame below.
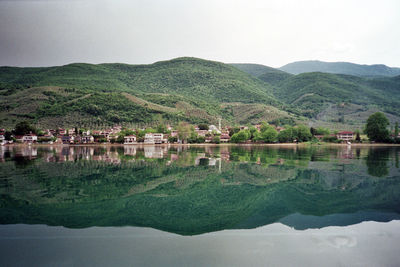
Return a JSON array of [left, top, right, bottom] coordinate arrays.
[[0, 145, 400, 266]]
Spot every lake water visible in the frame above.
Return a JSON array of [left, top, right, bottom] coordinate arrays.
[[1, 145, 400, 266]]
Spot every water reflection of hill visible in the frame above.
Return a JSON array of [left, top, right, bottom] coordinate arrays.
[[0, 145, 399, 235]]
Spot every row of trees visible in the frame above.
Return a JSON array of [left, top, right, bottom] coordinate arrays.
[[230, 123, 313, 144]]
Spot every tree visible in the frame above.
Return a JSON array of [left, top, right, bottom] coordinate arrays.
[[296, 125, 312, 142], [229, 126, 240, 137], [13, 121, 36, 135], [168, 136, 178, 143], [395, 122, 399, 139], [156, 124, 168, 134], [212, 136, 220, 144], [355, 130, 361, 143], [198, 123, 209, 130], [260, 127, 278, 143], [4, 131, 13, 141], [230, 130, 250, 143], [249, 126, 258, 140], [260, 122, 270, 132], [177, 122, 193, 143], [310, 127, 316, 136], [364, 112, 389, 142], [277, 127, 295, 143], [315, 127, 330, 135]]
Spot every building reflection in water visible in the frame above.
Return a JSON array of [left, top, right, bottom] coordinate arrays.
[[0, 145, 399, 176]]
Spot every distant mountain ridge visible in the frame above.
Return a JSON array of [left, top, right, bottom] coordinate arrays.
[[280, 60, 400, 77]]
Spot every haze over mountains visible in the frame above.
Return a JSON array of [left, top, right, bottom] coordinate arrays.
[[1, 57, 399, 130]]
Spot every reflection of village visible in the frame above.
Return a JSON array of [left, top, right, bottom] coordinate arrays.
[[1, 145, 398, 175], [0, 145, 230, 167]]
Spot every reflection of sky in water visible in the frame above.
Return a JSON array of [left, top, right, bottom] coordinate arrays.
[[0, 221, 399, 267]]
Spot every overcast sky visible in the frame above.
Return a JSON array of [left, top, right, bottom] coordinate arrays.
[[0, 0, 399, 68]]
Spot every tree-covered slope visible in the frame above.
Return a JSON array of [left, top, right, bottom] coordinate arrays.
[[231, 63, 293, 86], [0, 58, 278, 105], [1, 57, 399, 129], [0, 58, 300, 128], [272, 72, 400, 124], [280, 60, 400, 77]]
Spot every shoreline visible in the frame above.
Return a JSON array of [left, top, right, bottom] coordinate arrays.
[[3, 142, 400, 148]]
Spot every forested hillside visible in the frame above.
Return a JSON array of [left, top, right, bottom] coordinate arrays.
[[0, 58, 297, 128], [231, 63, 400, 130], [1, 57, 399, 130]]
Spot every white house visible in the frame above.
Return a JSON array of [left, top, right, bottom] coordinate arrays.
[[0, 135, 5, 145], [336, 131, 354, 141], [144, 133, 165, 144], [209, 125, 221, 134], [22, 134, 37, 143], [124, 135, 137, 144]]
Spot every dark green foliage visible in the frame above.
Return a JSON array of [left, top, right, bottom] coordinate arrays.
[[296, 125, 312, 142], [198, 123, 209, 130], [315, 127, 330, 135], [255, 124, 277, 143], [212, 136, 220, 144], [0, 58, 278, 105], [229, 126, 240, 137], [322, 135, 339, 143], [4, 131, 12, 140], [0, 58, 291, 128], [13, 121, 36, 135], [168, 136, 178, 143], [2, 57, 399, 129], [156, 124, 169, 134], [277, 127, 296, 143], [364, 112, 390, 142], [37, 92, 176, 124], [260, 128, 278, 143], [230, 130, 250, 143], [272, 72, 400, 119]]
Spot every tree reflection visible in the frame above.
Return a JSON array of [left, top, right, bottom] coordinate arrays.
[[366, 148, 389, 177]]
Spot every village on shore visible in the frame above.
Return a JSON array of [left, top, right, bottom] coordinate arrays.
[[1, 112, 399, 146]]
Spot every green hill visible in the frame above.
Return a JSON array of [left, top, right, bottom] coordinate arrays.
[[272, 72, 400, 129], [231, 63, 293, 86], [280, 60, 400, 77], [232, 62, 400, 129], [0, 58, 278, 104], [0, 58, 299, 128], [1, 57, 399, 130]]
